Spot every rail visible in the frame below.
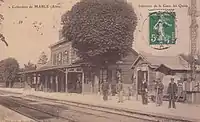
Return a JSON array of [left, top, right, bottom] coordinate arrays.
[[0, 95, 77, 122], [27, 95, 196, 122]]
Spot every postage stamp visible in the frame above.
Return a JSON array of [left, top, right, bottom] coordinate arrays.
[[148, 10, 177, 50]]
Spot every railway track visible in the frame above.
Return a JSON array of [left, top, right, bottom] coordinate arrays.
[[26, 95, 197, 122], [0, 95, 76, 122], [0, 91, 197, 122], [8, 96, 157, 122]]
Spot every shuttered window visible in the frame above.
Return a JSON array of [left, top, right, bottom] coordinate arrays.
[[63, 50, 69, 64]]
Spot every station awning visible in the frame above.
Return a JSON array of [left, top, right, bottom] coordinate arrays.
[[18, 61, 95, 75], [18, 64, 82, 74]]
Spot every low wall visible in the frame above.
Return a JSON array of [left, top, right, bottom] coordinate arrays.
[[186, 91, 200, 104]]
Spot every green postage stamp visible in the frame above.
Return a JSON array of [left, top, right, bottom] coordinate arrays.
[[149, 11, 176, 49]]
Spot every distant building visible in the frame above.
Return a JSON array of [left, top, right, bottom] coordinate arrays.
[[130, 52, 198, 95]]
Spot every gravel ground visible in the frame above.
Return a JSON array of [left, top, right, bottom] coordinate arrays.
[[0, 105, 34, 122]]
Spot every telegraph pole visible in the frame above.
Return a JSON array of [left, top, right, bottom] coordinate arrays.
[[188, 0, 200, 83]]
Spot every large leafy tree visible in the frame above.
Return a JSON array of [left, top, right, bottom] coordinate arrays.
[[0, 58, 19, 87], [0, 0, 8, 46], [0, 59, 5, 82], [61, 0, 137, 66]]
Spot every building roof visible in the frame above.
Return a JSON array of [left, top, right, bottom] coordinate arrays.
[[146, 56, 189, 70], [131, 51, 190, 71], [36, 60, 52, 70], [18, 59, 96, 74], [18, 64, 83, 74], [48, 40, 69, 49]]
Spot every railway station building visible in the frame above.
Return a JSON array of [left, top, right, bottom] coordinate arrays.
[[18, 40, 200, 103], [131, 52, 200, 103], [18, 39, 139, 94], [131, 52, 190, 94]]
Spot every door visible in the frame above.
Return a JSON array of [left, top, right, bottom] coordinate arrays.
[[137, 70, 148, 95], [67, 72, 82, 93]]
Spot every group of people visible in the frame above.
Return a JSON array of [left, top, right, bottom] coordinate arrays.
[[101, 76, 179, 109], [141, 77, 178, 108], [101, 79, 124, 103]]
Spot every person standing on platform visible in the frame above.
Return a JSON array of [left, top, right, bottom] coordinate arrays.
[[102, 79, 109, 101], [76, 75, 82, 93], [108, 83, 112, 100], [167, 77, 178, 109], [127, 86, 132, 100], [141, 79, 148, 105], [116, 80, 124, 103], [155, 78, 164, 106], [182, 78, 187, 101]]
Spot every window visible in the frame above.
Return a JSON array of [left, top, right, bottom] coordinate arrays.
[[53, 54, 56, 65], [84, 72, 89, 84], [57, 52, 62, 65], [72, 49, 76, 56], [98, 69, 108, 92], [58, 53, 62, 61], [71, 49, 78, 63], [99, 69, 108, 84], [84, 71, 93, 84], [116, 69, 122, 82], [63, 50, 69, 64]]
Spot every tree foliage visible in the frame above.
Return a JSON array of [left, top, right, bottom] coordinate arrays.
[[0, 0, 8, 46], [0, 59, 4, 82], [24, 61, 36, 71], [0, 58, 19, 87], [37, 51, 48, 65], [61, 0, 137, 65]]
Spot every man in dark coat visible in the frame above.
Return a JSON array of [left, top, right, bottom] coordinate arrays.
[[101, 79, 109, 101], [167, 77, 178, 109], [141, 79, 148, 105]]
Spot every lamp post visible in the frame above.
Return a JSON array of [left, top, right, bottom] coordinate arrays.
[[193, 55, 198, 81], [191, 55, 199, 91], [188, 0, 200, 90]]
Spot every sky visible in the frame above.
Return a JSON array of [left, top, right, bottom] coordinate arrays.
[[0, 0, 199, 68]]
